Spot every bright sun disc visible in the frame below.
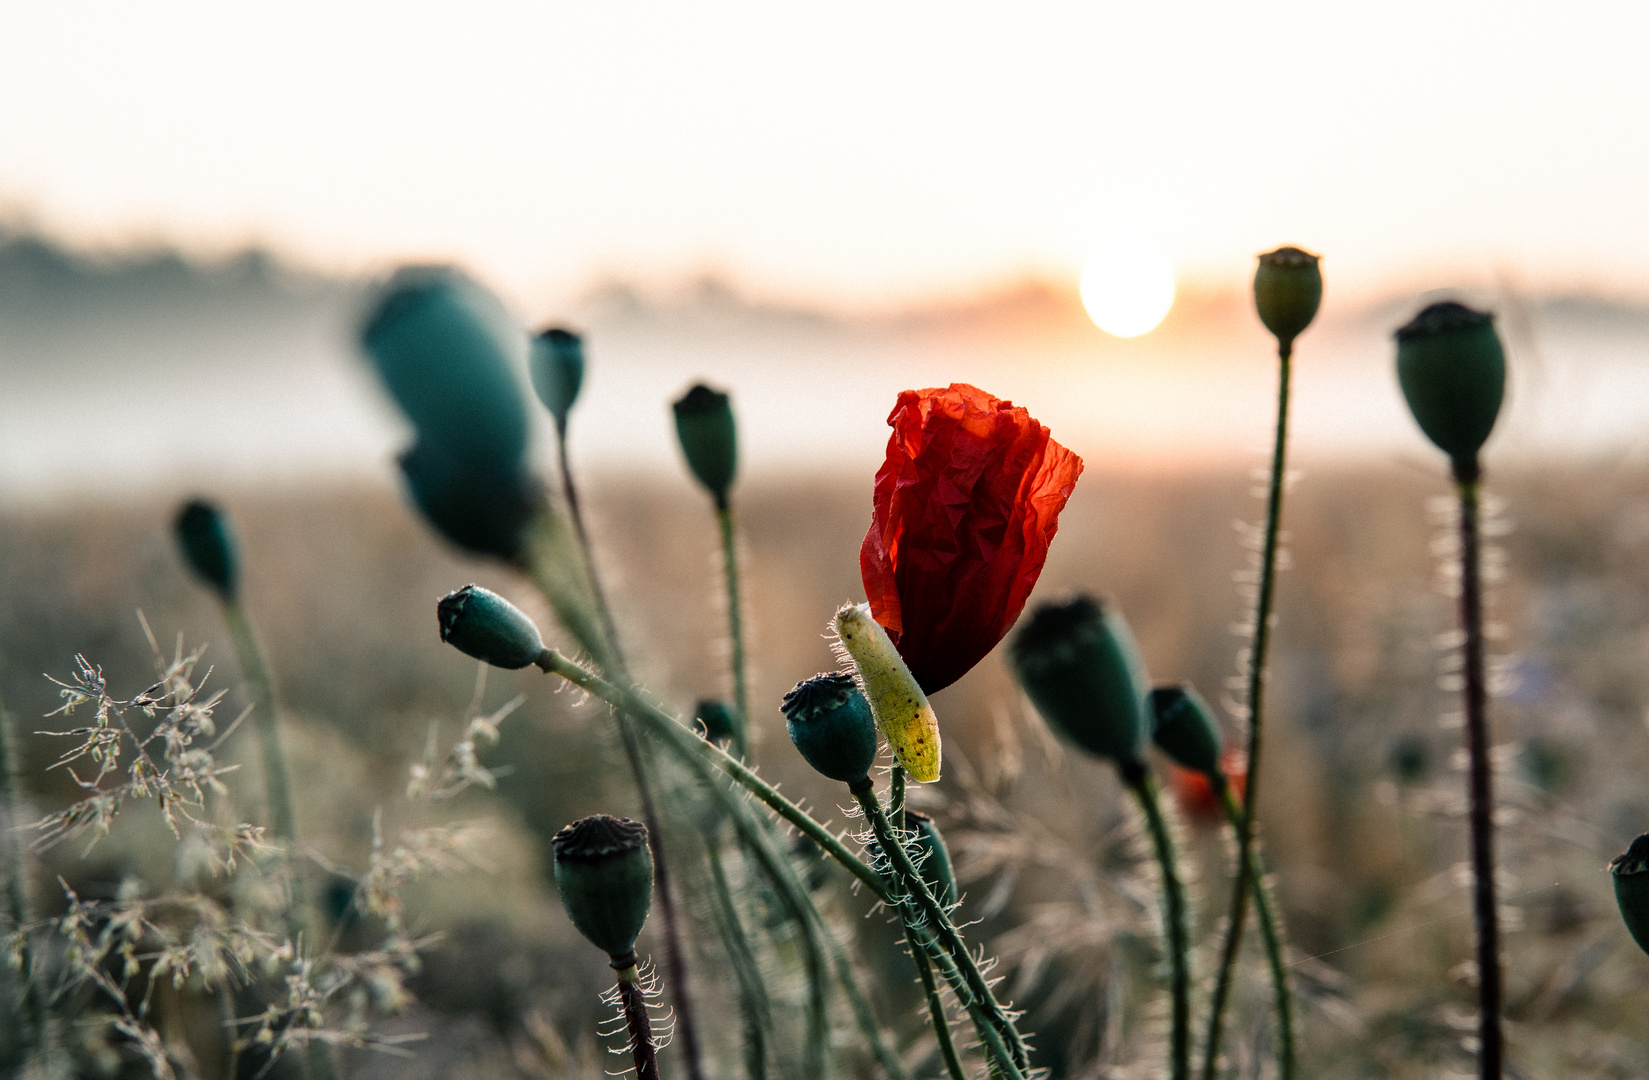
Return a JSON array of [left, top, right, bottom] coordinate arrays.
[[1080, 241, 1176, 338]]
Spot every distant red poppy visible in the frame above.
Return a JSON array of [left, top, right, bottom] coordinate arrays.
[[1168, 749, 1248, 826], [860, 383, 1084, 694]]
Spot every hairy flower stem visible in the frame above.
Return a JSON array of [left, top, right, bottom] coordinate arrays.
[[1218, 783, 1294, 1080], [611, 955, 663, 1080], [889, 763, 907, 833], [906, 923, 967, 1080], [1205, 341, 1294, 1080], [854, 782, 1030, 1077], [1126, 767, 1190, 1080], [705, 840, 769, 1080], [716, 502, 752, 760], [219, 601, 333, 1080], [0, 688, 48, 1063], [1455, 467, 1502, 1080]]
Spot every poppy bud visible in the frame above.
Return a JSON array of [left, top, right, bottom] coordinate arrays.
[[1610, 833, 1649, 956], [694, 699, 739, 748], [833, 604, 941, 783], [552, 815, 654, 959], [174, 499, 238, 599], [530, 327, 585, 435], [905, 810, 957, 909], [361, 267, 530, 474], [1010, 596, 1149, 774], [1394, 301, 1505, 477], [399, 439, 540, 561], [437, 584, 546, 669], [782, 673, 878, 786], [1252, 246, 1322, 348], [672, 383, 737, 508], [1148, 684, 1222, 778]]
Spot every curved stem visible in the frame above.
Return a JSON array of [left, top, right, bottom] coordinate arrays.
[[907, 924, 967, 1080], [1129, 770, 1189, 1080], [1206, 340, 1293, 1077], [1218, 782, 1294, 1080], [705, 840, 769, 1080], [716, 503, 751, 761], [1455, 471, 1502, 1080]]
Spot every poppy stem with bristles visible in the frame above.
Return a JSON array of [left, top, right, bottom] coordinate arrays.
[[1217, 781, 1294, 1080], [716, 503, 752, 761], [610, 954, 663, 1080], [1125, 766, 1190, 1080], [907, 923, 967, 1080], [1205, 338, 1295, 1080]]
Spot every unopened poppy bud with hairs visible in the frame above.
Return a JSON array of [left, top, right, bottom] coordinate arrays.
[[782, 672, 878, 786], [1611, 833, 1649, 956], [1011, 596, 1149, 773], [437, 585, 545, 669], [1395, 301, 1505, 477], [530, 327, 585, 434], [1148, 684, 1223, 779], [672, 383, 738, 507], [694, 699, 739, 748], [174, 499, 239, 599], [553, 815, 654, 960], [1253, 246, 1322, 348]]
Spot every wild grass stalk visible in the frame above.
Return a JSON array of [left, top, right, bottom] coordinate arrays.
[[0, 687, 47, 1065]]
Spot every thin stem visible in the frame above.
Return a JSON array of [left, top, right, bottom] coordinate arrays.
[[0, 689, 47, 1062], [554, 428, 627, 679], [1218, 782, 1294, 1080], [855, 783, 1030, 1077], [716, 503, 751, 761], [829, 924, 911, 1080], [1206, 340, 1293, 1076], [1456, 471, 1502, 1080], [1128, 769, 1190, 1080], [612, 958, 663, 1080], [907, 924, 967, 1080], [889, 763, 907, 834], [705, 841, 769, 1080]]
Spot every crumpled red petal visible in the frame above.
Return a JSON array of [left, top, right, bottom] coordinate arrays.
[[860, 383, 1083, 694]]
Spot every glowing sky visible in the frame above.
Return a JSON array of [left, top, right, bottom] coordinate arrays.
[[3, 1, 1648, 311]]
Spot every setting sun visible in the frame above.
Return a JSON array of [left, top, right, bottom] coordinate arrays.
[[1080, 240, 1176, 338]]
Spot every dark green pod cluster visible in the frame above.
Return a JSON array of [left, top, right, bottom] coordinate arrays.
[[1010, 596, 1149, 773], [530, 327, 585, 435], [553, 815, 655, 959], [905, 810, 957, 909], [174, 499, 238, 600], [1253, 246, 1322, 348], [782, 673, 878, 786], [1148, 684, 1223, 778], [672, 383, 738, 508], [1395, 301, 1505, 478], [694, 699, 739, 748], [437, 585, 545, 669], [1611, 833, 1649, 956]]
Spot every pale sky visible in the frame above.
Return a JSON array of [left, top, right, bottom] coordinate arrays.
[[4, 1, 1649, 312]]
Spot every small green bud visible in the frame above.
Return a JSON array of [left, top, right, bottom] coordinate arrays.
[[1148, 684, 1223, 778], [553, 815, 654, 960], [1252, 246, 1322, 348], [1010, 596, 1149, 773], [1395, 301, 1505, 478], [905, 810, 957, 909], [398, 439, 540, 561], [436, 584, 545, 669], [672, 383, 738, 508], [782, 673, 878, 786], [174, 499, 238, 599], [361, 267, 530, 474], [1611, 833, 1649, 956], [530, 327, 585, 435], [694, 699, 739, 748]]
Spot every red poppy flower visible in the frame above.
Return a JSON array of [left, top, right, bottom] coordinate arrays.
[[860, 383, 1084, 694]]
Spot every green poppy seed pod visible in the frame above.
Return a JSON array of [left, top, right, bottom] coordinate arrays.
[[1010, 596, 1149, 773], [174, 499, 238, 599], [905, 810, 957, 909], [1148, 684, 1223, 778], [530, 327, 585, 435], [437, 584, 546, 669], [781, 672, 878, 786], [552, 815, 654, 959], [1611, 833, 1649, 956], [1252, 246, 1322, 348], [694, 699, 739, 747], [361, 267, 530, 473], [1395, 301, 1506, 478], [399, 439, 540, 561], [672, 383, 738, 508]]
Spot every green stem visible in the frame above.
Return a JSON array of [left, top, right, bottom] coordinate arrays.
[[612, 957, 663, 1080], [705, 840, 770, 1080], [1128, 769, 1189, 1080], [907, 924, 967, 1080], [889, 763, 907, 834], [0, 689, 47, 1063], [829, 922, 910, 1080], [1206, 340, 1293, 1077], [716, 502, 751, 760], [1218, 782, 1294, 1080], [855, 783, 1030, 1077]]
